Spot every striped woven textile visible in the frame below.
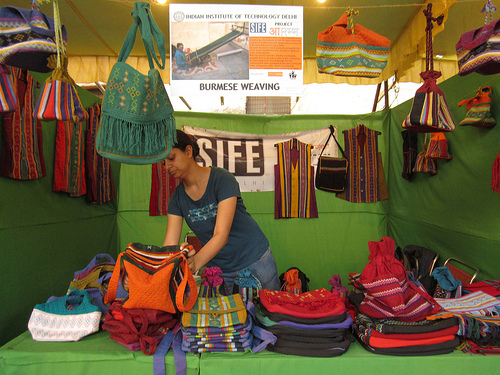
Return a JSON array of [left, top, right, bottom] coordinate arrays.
[[460, 101, 496, 127], [456, 28, 500, 76], [1, 68, 46, 180], [458, 86, 496, 128], [342, 124, 383, 203], [181, 294, 247, 328], [425, 133, 452, 160], [316, 41, 390, 78], [274, 138, 318, 219], [53, 120, 86, 197], [85, 103, 115, 204], [413, 147, 438, 175], [402, 75, 456, 133], [316, 12, 390, 78], [149, 161, 178, 216], [434, 291, 500, 315]]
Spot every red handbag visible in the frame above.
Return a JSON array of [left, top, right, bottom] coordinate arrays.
[[102, 301, 178, 355], [358, 237, 439, 322]]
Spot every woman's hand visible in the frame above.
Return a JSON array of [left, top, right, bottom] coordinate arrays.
[[122, 274, 129, 291], [186, 247, 198, 274]]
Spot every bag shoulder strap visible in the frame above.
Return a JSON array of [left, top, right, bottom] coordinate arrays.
[[104, 252, 124, 304], [319, 125, 346, 159], [118, 2, 166, 70], [174, 255, 198, 312]]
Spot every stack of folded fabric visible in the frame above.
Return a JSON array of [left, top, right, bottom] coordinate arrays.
[[349, 237, 461, 355], [180, 293, 274, 353], [353, 313, 460, 356], [427, 290, 500, 354], [255, 288, 353, 357]]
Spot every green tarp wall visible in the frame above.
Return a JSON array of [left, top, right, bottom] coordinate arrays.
[[1, 71, 499, 347]]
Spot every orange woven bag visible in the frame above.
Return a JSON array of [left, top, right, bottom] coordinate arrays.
[[316, 10, 391, 78], [104, 243, 198, 313]]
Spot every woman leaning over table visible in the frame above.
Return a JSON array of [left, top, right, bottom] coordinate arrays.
[[162, 129, 280, 292]]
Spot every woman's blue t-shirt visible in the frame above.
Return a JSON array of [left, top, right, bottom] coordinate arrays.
[[167, 167, 269, 272]]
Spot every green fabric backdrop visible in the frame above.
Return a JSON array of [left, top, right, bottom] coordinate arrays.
[[1, 70, 500, 349], [0, 78, 119, 347], [388, 73, 500, 280], [117, 111, 390, 294]]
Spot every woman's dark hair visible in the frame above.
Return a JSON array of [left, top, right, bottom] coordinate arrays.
[[174, 129, 200, 157]]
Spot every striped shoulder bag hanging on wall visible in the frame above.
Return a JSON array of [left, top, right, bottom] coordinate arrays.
[[33, 0, 87, 123], [402, 4, 456, 133]]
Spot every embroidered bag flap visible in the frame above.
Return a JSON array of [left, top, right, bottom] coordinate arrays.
[[182, 294, 247, 328], [258, 288, 346, 319]]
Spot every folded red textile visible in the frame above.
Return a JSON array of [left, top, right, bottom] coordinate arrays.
[[258, 288, 345, 319], [368, 325, 458, 340], [463, 280, 500, 297], [363, 334, 457, 349]]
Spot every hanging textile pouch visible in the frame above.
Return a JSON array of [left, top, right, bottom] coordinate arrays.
[[458, 86, 496, 128], [413, 145, 438, 175], [96, 2, 176, 165], [316, 10, 391, 78], [357, 237, 439, 322], [33, 0, 87, 122], [28, 289, 101, 342], [315, 125, 348, 193], [425, 132, 452, 160], [182, 294, 247, 328], [0, 4, 67, 73], [402, 69, 456, 133], [104, 243, 198, 314], [0, 64, 17, 112], [456, 2, 500, 76], [402, 4, 455, 133]]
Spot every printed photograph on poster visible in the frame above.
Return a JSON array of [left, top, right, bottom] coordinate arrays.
[[169, 3, 303, 96], [171, 21, 250, 80]]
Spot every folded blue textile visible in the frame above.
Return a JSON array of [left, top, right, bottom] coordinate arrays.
[[432, 266, 462, 291]]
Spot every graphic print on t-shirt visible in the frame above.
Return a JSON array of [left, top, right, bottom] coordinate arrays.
[[188, 202, 217, 223]]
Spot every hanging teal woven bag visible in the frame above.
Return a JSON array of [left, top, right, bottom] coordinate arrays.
[[96, 2, 176, 164]]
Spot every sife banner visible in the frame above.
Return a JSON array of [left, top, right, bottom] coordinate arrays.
[[183, 126, 337, 192]]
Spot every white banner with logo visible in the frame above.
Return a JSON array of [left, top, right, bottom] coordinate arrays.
[[183, 126, 338, 192], [170, 4, 303, 96]]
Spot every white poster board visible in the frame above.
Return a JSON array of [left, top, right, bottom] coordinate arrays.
[[170, 4, 303, 96]]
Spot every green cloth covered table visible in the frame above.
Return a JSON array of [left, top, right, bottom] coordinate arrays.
[[0, 330, 199, 375], [1, 330, 498, 375], [200, 342, 498, 375]]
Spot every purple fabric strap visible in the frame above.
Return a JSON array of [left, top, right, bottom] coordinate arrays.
[[73, 253, 115, 278], [246, 302, 277, 353], [173, 329, 187, 375], [153, 325, 187, 375], [278, 315, 353, 330], [153, 330, 174, 375]]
